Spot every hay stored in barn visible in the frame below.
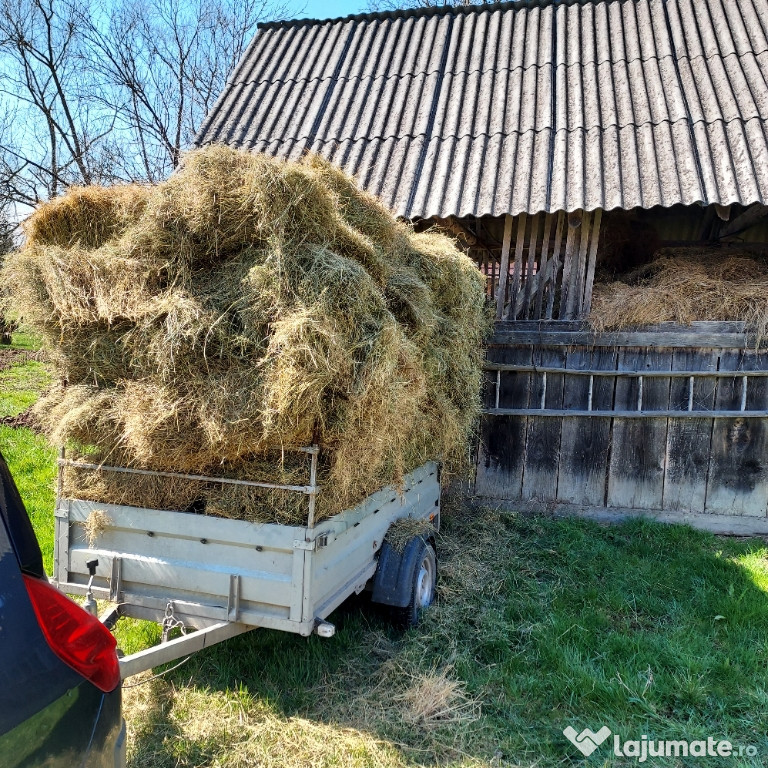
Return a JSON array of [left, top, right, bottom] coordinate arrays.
[[2, 146, 487, 523], [589, 248, 768, 338]]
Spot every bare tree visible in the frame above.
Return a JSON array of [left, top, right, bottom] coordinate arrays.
[[0, 0, 289, 204], [0, 204, 15, 343], [81, 0, 284, 183], [0, 0, 118, 204]]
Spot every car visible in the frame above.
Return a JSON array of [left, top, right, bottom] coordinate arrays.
[[0, 451, 125, 767]]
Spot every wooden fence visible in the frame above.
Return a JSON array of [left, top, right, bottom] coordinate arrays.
[[454, 209, 602, 321], [475, 321, 768, 534]]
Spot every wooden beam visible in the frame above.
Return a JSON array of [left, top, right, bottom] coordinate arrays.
[[580, 208, 603, 316], [718, 203, 768, 239], [546, 211, 566, 320], [534, 212, 554, 319], [495, 214, 515, 320], [558, 212, 581, 319], [569, 210, 592, 318], [489, 327, 753, 348], [520, 213, 540, 319], [508, 213, 528, 318]]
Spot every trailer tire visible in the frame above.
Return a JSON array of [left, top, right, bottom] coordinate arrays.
[[393, 538, 437, 628]]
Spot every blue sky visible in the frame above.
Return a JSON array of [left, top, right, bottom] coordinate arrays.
[[295, 0, 370, 21]]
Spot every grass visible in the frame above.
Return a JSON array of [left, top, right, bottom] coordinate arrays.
[[5, 329, 41, 350], [0, 334, 56, 570], [2, 334, 768, 766], [0, 425, 57, 572], [0, 360, 51, 418]]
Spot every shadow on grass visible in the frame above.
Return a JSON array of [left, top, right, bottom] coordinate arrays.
[[122, 505, 768, 768]]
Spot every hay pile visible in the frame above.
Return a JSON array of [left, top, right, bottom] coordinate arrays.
[[590, 248, 768, 336], [2, 146, 487, 523]]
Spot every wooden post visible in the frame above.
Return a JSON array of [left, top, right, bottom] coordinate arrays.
[[581, 208, 603, 316], [546, 211, 566, 320], [507, 214, 528, 320], [569, 210, 592, 318], [495, 214, 515, 320], [559, 212, 581, 319], [520, 213, 540, 319], [534, 213, 554, 320]]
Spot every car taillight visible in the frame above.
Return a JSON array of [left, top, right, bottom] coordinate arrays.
[[22, 574, 121, 692]]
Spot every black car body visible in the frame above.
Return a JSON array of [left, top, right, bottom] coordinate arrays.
[[0, 452, 125, 768]]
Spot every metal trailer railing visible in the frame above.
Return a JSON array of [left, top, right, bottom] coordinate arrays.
[[52, 449, 441, 678]]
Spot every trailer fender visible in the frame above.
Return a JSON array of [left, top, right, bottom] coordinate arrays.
[[371, 535, 433, 608]]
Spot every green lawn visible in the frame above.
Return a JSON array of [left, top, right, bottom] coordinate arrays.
[[0, 360, 51, 418], [2, 335, 768, 766], [0, 339, 56, 570]]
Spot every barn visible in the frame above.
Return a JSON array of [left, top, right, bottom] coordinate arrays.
[[196, 0, 768, 533]]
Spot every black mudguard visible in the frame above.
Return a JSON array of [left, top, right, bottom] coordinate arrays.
[[371, 535, 430, 608]]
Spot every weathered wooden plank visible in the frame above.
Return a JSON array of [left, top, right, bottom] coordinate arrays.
[[607, 347, 673, 509], [483, 409, 768, 418], [503, 214, 528, 320], [662, 348, 718, 513], [494, 320, 751, 334], [568, 210, 592, 318], [520, 213, 540, 319], [705, 349, 768, 516], [489, 329, 753, 349], [545, 211, 566, 320], [475, 346, 533, 500], [558, 213, 581, 320], [483, 364, 768, 378], [521, 347, 566, 501], [533, 213, 554, 320], [556, 345, 616, 505], [718, 202, 768, 239], [581, 209, 602, 316], [495, 214, 514, 320]]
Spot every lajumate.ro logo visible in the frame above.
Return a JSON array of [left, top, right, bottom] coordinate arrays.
[[563, 724, 758, 761]]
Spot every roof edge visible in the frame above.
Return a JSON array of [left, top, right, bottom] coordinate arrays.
[[258, 0, 595, 31]]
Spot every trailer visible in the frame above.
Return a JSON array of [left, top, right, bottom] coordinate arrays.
[[52, 448, 440, 679]]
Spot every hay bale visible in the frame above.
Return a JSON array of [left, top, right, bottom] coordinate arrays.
[[590, 248, 768, 338], [3, 146, 488, 523]]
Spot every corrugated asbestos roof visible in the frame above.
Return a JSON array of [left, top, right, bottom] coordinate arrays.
[[195, 0, 768, 219]]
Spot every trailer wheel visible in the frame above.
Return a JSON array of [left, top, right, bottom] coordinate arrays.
[[393, 538, 437, 628]]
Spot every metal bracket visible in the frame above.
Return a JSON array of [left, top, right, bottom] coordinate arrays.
[[109, 557, 123, 602], [227, 574, 241, 622], [293, 534, 328, 551]]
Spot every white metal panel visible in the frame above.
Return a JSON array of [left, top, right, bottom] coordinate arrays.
[[58, 462, 439, 634]]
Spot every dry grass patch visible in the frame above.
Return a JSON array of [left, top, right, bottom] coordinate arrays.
[[394, 669, 479, 729], [124, 672, 484, 768], [384, 517, 436, 553], [83, 508, 111, 547]]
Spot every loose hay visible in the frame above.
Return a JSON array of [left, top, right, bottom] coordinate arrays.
[[3, 146, 488, 523], [394, 669, 479, 728], [384, 517, 436, 553], [590, 248, 768, 338], [83, 509, 111, 547]]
